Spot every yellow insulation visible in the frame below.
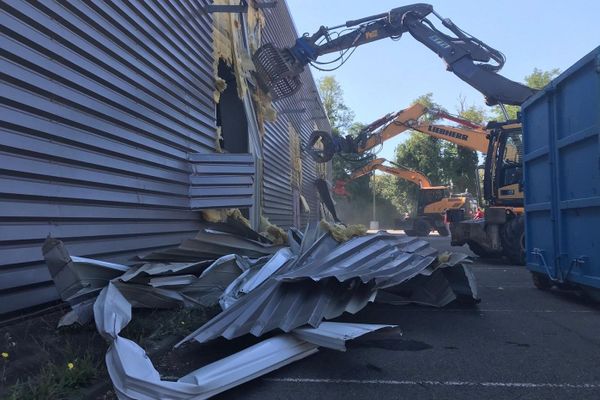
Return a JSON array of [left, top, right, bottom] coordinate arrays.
[[212, 0, 276, 135], [201, 208, 251, 228], [320, 220, 368, 243], [260, 216, 288, 245], [289, 123, 302, 189], [213, 77, 227, 103], [252, 90, 277, 135], [313, 124, 329, 179], [300, 195, 310, 213]]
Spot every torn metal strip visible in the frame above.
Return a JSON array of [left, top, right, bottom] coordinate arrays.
[[42, 237, 128, 304], [94, 278, 392, 399], [119, 261, 213, 283], [292, 322, 396, 351]]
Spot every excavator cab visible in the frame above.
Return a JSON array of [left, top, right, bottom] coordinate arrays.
[[417, 187, 451, 215], [484, 122, 524, 207]]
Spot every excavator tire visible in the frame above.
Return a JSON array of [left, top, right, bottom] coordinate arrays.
[[531, 272, 553, 291], [436, 226, 449, 237], [501, 215, 526, 265], [468, 241, 495, 258], [414, 219, 431, 237]]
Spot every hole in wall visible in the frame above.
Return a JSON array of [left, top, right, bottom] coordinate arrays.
[[216, 59, 249, 154]]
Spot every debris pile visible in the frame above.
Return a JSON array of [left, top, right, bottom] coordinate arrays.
[[43, 222, 478, 399]]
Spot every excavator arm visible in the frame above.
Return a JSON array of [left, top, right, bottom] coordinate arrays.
[[253, 3, 536, 105], [410, 122, 488, 153], [307, 103, 490, 162], [347, 158, 433, 188]]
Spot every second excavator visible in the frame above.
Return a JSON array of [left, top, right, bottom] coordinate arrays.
[[336, 158, 477, 237], [320, 102, 525, 264]]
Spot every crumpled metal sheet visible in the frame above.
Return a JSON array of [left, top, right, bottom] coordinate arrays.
[[44, 222, 476, 399], [106, 335, 317, 400], [292, 322, 395, 351], [109, 254, 258, 310], [57, 298, 96, 328], [139, 228, 283, 262], [179, 255, 258, 307], [119, 261, 213, 283], [94, 281, 394, 400], [277, 234, 438, 287], [219, 248, 295, 309], [376, 254, 479, 307], [94, 282, 132, 340], [441, 262, 479, 301], [177, 233, 457, 345], [45, 246, 255, 326], [42, 237, 128, 304]]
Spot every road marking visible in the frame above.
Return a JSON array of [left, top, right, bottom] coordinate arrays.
[[265, 377, 600, 389], [391, 308, 595, 313], [480, 285, 532, 288]]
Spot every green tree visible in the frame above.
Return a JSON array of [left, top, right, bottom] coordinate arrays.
[[441, 98, 489, 195], [493, 67, 560, 120], [387, 94, 489, 213], [318, 76, 355, 130], [526, 68, 561, 89], [388, 94, 448, 213], [318, 75, 401, 226]]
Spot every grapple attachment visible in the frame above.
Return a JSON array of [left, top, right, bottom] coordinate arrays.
[[252, 43, 303, 100], [306, 130, 336, 163]]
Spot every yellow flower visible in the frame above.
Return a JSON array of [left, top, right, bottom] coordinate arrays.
[[67, 362, 74, 370], [1, 352, 8, 359]]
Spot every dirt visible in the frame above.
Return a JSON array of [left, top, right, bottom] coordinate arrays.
[[0, 308, 107, 399], [0, 304, 222, 399]]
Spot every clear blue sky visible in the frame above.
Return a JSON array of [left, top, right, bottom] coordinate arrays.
[[286, 0, 600, 161]]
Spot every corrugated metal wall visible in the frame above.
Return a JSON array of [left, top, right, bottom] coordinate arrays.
[[261, 1, 331, 228], [0, 0, 216, 314], [189, 153, 255, 209], [0, 0, 329, 314]]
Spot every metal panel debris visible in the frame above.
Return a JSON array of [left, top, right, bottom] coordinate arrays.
[[177, 232, 475, 345], [292, 322, 395, 351], [42, 238, 129, 305], [94, 281, 394, 400], [43, 221, 477, 398]]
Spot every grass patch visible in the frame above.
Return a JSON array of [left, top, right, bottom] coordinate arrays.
[[4, 351, 98, 400]]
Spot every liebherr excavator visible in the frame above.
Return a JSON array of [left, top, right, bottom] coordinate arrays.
[[251, 3, 535, 264], [339, 158, 477, 237], [313, 101, 526, 264], [305, 102, 489, 163]]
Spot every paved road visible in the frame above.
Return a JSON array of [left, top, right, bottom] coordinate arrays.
[[218, 235, 600, 400]]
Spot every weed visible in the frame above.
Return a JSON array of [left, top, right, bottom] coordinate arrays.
[[4, 352, 98, 400]]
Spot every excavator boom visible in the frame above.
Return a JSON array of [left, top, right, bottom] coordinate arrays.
[[253, 4, 536, 104], [307, 103, 490, 162], [348, 158, 433, 188]]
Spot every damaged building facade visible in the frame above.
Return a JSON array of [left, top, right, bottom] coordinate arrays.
[[0, 0, 331, 314]]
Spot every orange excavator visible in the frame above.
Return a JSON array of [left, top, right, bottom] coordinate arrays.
[[336, 158, 477, 237], [307, 103, 489, 162], [322, 103, 525, 264]]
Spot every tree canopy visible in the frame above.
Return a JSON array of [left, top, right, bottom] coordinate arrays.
[[493, 68, 560, 120]]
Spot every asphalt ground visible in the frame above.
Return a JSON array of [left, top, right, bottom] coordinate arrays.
[[216, 234, 600, 400]]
